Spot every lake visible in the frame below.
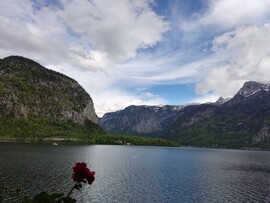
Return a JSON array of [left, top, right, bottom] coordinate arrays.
[[0, 143, 270, 202]]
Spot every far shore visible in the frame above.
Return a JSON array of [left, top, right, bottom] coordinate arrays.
[[0, 137, 78, 144], [0, 137, 179, 147], [1, 138, 270, 151]]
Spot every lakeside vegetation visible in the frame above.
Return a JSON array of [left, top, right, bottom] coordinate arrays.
[[0, 56, 178, 147], [0, 117, 179, 147]]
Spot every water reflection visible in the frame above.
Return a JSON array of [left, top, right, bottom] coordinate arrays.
[[1, 144, 270, 202]]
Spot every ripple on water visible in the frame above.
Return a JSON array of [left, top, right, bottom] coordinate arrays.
[[1, 144, 270, 202]]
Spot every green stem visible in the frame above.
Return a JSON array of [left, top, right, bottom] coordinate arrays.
[[66, 184, 77, 198]]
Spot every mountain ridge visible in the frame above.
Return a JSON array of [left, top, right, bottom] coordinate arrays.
[[99, 81, 270, 148], [99, 105, 185, 136]]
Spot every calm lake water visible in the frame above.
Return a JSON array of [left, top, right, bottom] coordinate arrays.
[[0, 143, 270, 203]]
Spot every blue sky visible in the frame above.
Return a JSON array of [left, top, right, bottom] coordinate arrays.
[[1, 0, 270, 116]]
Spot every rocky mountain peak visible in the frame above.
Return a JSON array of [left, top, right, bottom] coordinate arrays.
[[215, 97, 231, 105], [238, 81, 270, 98], [225, 81, 270, 106]]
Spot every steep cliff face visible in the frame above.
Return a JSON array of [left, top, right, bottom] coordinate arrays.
[[0, 56, 98, 124]]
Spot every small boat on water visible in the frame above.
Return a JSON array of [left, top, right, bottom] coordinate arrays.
[[53, 143, 58, 146]]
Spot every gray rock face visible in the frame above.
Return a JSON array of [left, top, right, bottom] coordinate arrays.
[[226, 81, 270, 106], [238, 81, 270, 98], [99, 105, 184, 136], [61, 101, 98, 124], [180, 105, 216, 127], [253, 126, 270, 144], [215, 97, 231, 105], [0, 56, 98, 124]]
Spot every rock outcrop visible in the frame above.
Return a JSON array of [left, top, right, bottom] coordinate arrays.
[[99, 105, 184, 136], [0, 56, 98, 124], [253, 126, 270, 144]]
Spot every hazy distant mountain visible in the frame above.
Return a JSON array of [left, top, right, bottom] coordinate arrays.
[[99, 105, 185, 136], [99, 81, 270, 148]]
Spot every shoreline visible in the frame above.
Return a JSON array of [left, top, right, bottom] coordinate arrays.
[[1, 138, 269, 151], [0, 137, 179, 147]]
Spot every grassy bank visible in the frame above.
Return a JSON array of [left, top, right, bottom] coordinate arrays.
[[0, 135, 179, 147], [0, 117, 179, 147]]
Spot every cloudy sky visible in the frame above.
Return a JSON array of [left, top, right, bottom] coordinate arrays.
[[1, 0, 270, 116]]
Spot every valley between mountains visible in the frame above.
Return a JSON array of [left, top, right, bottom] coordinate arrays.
[[1, 56, 270, 149]]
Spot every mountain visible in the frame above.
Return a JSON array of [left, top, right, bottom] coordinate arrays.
[[0, 56, 98, 123], [214, 97, 231, 105], [0, 56, 102, 141], [99, 105, 185, 136], [225, 81, 270, 107], [166, 81, 270, 148], [99, 81, 270, 148]]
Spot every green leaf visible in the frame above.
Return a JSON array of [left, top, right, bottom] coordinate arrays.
[[58, 197, 76, 203], [31, 192, 76, 203], [32, 192, 63, 203]]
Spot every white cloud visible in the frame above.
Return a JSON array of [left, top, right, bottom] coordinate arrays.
[[113, 48, 208, 86], [0, 0, 70, 65], [61, 0, 169, 62], [68, 45, 110, 71], [190, 94, 219, 104], [2, 0, 270, 115], [179, 0, 270, 42], [169, 0, 270, 99], [205, 0, 270, 27], [93, 89, 167, 117], [196, 23, 270, 97], [47, 64, 167, 117], [0, 0, 169, 115], [0, 0, 168, 68]]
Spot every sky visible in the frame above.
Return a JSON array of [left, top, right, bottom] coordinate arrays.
[[1, 0, 270, 116]]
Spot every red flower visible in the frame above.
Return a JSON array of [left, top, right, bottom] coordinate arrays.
[[72, 162, 95, 185]]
